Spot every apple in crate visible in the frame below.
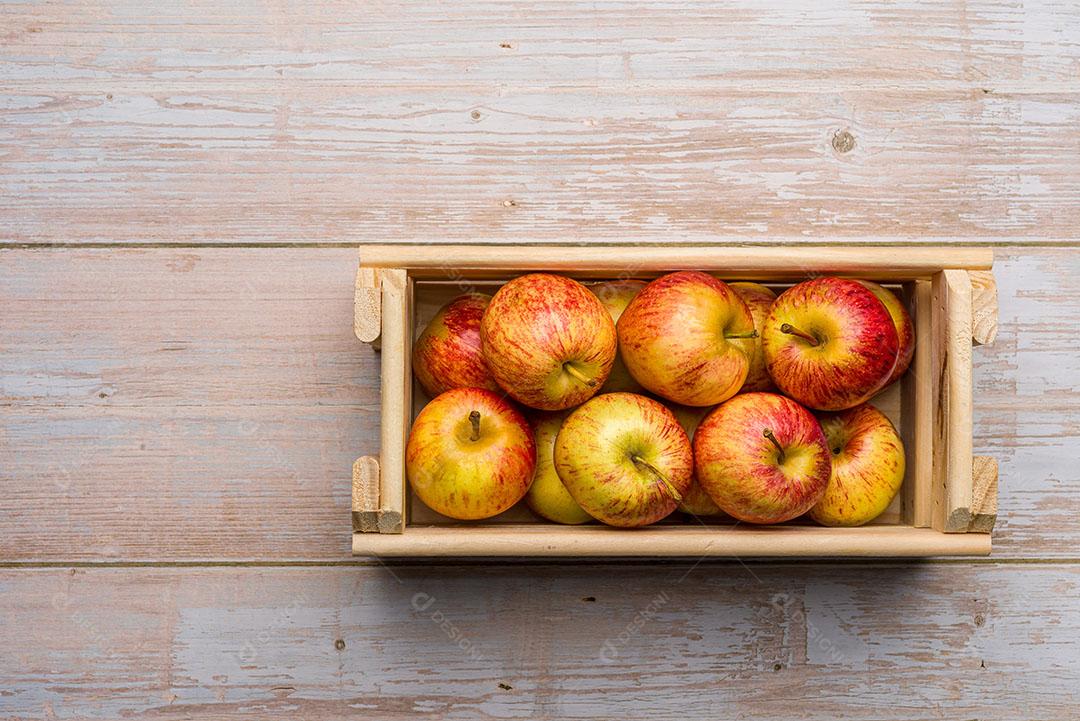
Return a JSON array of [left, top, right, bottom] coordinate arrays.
[[617, 271, 757, 406], [668, 403, 723, 517], [694, 392, 830, 524], [854, 280, 915, 386], [762, 277, 898, 411], [810, 403, 905, 527], [481, 274, 616, 411], [588, 279, 648, 393], [554, 393, 692, 527], [729, 281, 777, 393], [526, 411, 592, 525], [406, 387, 536, 520], [412, 293, 499, 397]]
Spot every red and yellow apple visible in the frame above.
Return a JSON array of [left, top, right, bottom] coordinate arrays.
[[854, 280, 915, 386], [405, 387, 536, 520], [669, 404, 723, 517], [810, 403, 905, 527], [762, 277, 899, 411], [554, 392, 692, 527], [617, 271, 757, 406], [412, 293, 499, 397], [481, 274, 616, 411], [526, 411, 592, 525], [729, 281, 777, 393], [694, 392, 830, 524], [588, 279, 648, 394]]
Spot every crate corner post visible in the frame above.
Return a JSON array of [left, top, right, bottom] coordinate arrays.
[[969, 268, 999, 346], [352, 456, 381, 533], [354, 264, 382, 344]]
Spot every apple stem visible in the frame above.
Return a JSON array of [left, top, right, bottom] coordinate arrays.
[[631, 454, 683, 503], [779, 323, 820, 347], [563, 363, 597, 388], [468, 410, 481, 442], [724, 329, 759, 339], [762, 429, 786, 464]]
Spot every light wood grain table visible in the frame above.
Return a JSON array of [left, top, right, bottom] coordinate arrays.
[[2, 2, 1078, 718]]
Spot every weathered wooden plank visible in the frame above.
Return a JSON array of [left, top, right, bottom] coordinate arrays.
[[0, 248, 374, 559], [2, 1, 1078, 89], [0, 405, 364, 559], [0, 564, 1077, 719], [2, 2, 1079, 245], [0, 248, 374, 407], [4, 89, 1076, 245], [1, 247, 1077, 560], [972, 247, 1080, 555]]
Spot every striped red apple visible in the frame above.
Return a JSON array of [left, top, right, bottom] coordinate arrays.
[[481, 273, 616, 411], [405, 388, 536, 520], [588, 279, 648, 394], [694, 392, 831, 524], [854, 280, 915, 387], [729, 281, 777, 393], [412, 293, 499, 397], [617, 271, 757, 406], [554, 393, 692, 527], [810, 403, 905, 527], [762, 277, 899, 411], [668, 403, 723, 517]]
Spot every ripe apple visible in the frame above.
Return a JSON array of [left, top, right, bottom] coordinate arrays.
[[762, 277, 899, 411], [588, 279, 648, 394], [668, 404, 723, 517], [729, 281, 777, 393], [554, 392, 692, 527], [405, 387, 536, 520], [854, 280, 915, 386], [412, 293, 499, 397], [526, 411, 592, 525], [694, 392, 830, 524], [810, 403, 905, 527], [617, 271, 757, 406], [481, 273, 617, 411]]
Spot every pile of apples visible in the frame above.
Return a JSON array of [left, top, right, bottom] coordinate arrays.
[[406, 271, 913, 528]]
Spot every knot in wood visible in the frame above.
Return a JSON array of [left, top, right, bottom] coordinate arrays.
[[832, 129, 856, 154]]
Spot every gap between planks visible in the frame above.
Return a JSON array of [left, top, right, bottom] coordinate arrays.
[[3, 240, 1080, 250], [6, 558, 1080, 569]]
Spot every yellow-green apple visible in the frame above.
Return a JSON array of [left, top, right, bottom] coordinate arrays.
[[729, 281, 777, 393], [481, 274, 617, 411], [854, 280, 915, 386], [412, 293, 499, 397], [526, 411, 592, 524], [694, 392, 830, 524], [554, 392, 692, 527], [617, 271, 757, 406], [810, 403, 905, 527], [588, 279, 648, 393], [762, 277, 898, 411], [406, 387, 536, 520], [668, 404, 723, 517]]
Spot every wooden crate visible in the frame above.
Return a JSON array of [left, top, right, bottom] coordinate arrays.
[[351, 244, 999, 557]]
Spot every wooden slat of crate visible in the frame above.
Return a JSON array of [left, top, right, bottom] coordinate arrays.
[[353, 524, 990, 557], [356, 244, 994, 279]]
